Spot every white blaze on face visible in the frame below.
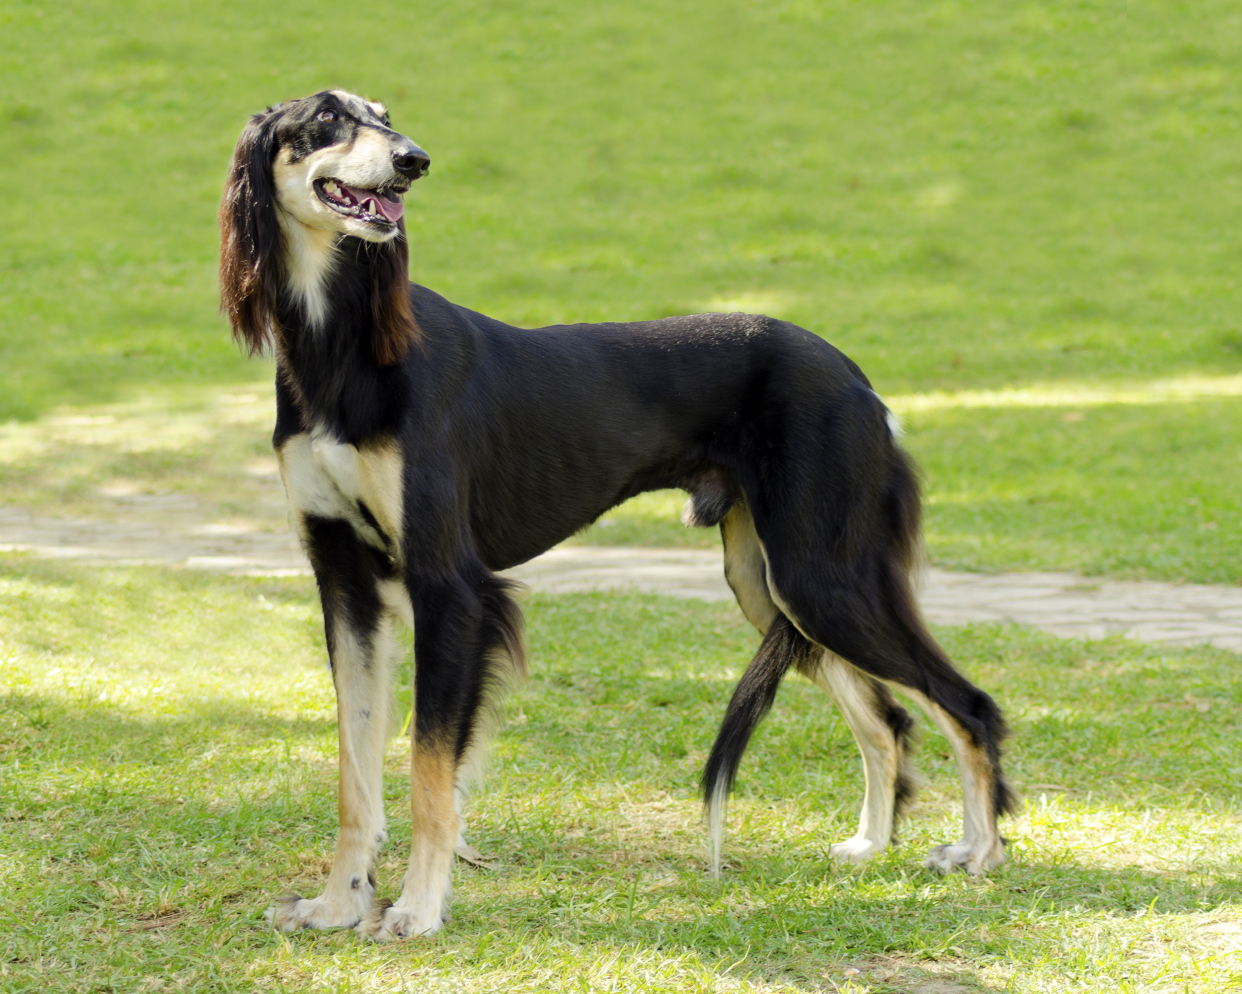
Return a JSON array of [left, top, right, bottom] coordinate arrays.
[[273, 132, 402, 243]]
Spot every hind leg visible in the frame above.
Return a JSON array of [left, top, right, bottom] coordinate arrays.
[[902, 689, 1008, 875], [760, 548, 1013, 877], [794, 603, 1012, 875], [807, 652, 916, 863], [721, 501, 778, 634], [719, 503, 917, 863]]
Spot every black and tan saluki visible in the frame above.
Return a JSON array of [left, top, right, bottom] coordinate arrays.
[[220, 90, 1015, 941]]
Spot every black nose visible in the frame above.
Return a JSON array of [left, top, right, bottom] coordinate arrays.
[[393, 145, 430, 178]]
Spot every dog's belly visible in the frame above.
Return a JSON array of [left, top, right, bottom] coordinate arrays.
[[277, 430, 403, 552]]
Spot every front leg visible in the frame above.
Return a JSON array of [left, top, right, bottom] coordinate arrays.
[[360, 568, 524, 941], [361, 735, 459, 940], [271, 517, 401, 931]]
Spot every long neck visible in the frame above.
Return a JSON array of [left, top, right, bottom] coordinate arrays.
[[274, 228, 408, 444]]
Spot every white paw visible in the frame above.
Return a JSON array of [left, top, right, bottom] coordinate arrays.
[[829, 837, 883, 863], [267, 887, 372, 931], [358, 898, 449, 942], [925, 839, 1004, 876]]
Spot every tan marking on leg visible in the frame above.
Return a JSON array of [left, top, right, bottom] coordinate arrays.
[[748, 532, 921, 867], [378, 578, 413, 628], [275, 433, 314, 542], [361, 739, 458, 940], [271, 613, 401, 931], [356, 438, 404, 549], [811, 651, 901, 863], [721, 501, 778, 635], [905, 689, 1005, 875]]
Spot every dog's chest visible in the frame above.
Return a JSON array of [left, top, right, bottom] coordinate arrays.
[[277, 430, 404, 551]]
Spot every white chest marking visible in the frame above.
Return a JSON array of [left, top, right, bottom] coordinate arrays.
[[279, 219, 339, 329], [278, 429, 404, 553]]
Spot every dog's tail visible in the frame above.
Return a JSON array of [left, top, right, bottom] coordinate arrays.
[[701, 613, 819, 877]]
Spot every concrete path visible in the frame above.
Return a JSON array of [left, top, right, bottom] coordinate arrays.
[[3, 506, 1242, 652]]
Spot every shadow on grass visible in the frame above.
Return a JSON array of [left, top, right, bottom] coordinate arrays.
[[1, 689, 334, 762], [5, 615, 1241, 994], [0, 690, 342, 848], [432, 848, 1241, 990]]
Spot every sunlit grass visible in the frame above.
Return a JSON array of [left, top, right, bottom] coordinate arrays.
[[2, 554, 1240, 992], [2, 377, 1239, 583], [0, 382, 284, 534], [884, 374, 1242, 415]]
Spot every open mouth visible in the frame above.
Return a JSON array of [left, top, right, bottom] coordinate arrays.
[[314, 178, 407, 225]]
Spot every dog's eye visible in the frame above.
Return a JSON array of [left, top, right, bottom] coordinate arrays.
[[317, 109, 337, 123]]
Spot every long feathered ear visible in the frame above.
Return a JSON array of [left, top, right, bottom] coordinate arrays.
[[369, 218, 421, 366], [219, 111, 283, 356]]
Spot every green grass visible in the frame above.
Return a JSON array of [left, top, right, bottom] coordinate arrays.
[[7, 0, 1242, 580], [6, 0, 1242, 418], [0, 385, 285, 530], [2, 553, 1241, 992], [910, 395, 1242, 582], [5, 6, 1242, 989]]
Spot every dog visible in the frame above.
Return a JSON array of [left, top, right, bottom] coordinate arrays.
[[219, 90, 1016, 941]]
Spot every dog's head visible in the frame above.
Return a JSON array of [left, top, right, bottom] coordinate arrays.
[[220, 91, 428, 362], [269, 91, 429, 243]]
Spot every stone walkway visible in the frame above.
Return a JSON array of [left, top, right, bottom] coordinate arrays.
[[505, 547, 1242, 652], [3, 506, 1241, 652]]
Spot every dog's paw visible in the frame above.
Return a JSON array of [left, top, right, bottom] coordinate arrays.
[[357, 898, 450, 942], [925, 839, 1004, 876], [267, 891, 369, 931], [828, 837, 883, 863]]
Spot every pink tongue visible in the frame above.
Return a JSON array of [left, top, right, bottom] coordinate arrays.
[[342, 183, 404, 222]]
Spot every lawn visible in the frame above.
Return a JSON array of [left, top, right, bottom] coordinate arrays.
[[6, 0, 1242, 410], [1, 554, 1240, 993], [4, 2, 1242, 991]]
